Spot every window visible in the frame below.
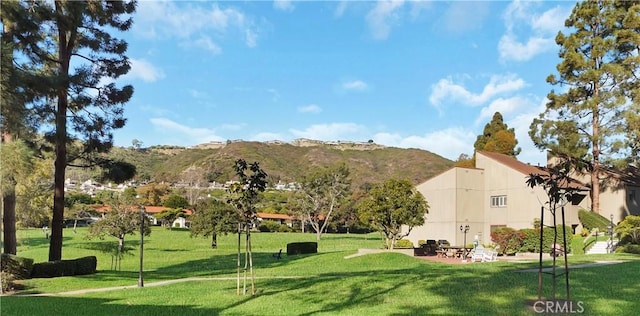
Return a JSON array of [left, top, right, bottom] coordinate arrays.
[[490, 195, 507, 208]]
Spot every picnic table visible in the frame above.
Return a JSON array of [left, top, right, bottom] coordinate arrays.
[[439, 246, 474, 259]]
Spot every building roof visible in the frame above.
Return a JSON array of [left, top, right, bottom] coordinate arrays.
[[257, 212, 294, 220], [93, 205, 193, 216], [477, 151, 589, 190]]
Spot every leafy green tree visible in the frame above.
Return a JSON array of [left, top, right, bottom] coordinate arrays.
[[0, 140, 34, 254], [290, 163, 351, 240], [88, 198, 150, 262], [4, 1, 137, 261], [136, 183, 170, 206], [475, 112, 520, 157], [162, 194, 189, 209], [615, 215, 640, 244], [227, 159, 267, 296], [190, 199, 238, 248], [530, 0, 640, 214], [16, 157, 53, 228], [357, 179, 428, 250]]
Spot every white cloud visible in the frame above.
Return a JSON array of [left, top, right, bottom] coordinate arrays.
[[366, 0, 405, 40], [505, 99, 547, 165], [342, 80, 369, 91], [475, 96, 532, 125], [441, 1, 490, 33], [134, 2, 260, 50], [149, 118, 225, 144], [251, 132, 286, 142], [373, 127, 476, 160], [334, 1, 348, 17], [531, 6, 570, 34], [192, 36, 223, 54], [298, 105, 322, 114], [429, 74, 526, 107], [125, 59, 165, 82], [273, 0, 295, 12], [498, 34, 553, 62], [290, 123, 367, 140], [498, 1, 571, 62]]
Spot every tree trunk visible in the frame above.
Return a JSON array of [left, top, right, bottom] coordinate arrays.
[[236, 224, 241, 295], [591, 84, 600, 214], [211, 233, 217, 248], [247, 227, 255, 295], [2, 179, 17, 255], [49, 1, 73, 261]]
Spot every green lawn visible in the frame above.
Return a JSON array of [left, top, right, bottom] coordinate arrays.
[[2, 227, 639, 315]]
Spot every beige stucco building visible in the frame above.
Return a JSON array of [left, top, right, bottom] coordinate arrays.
[[403, 151, 618, 247]]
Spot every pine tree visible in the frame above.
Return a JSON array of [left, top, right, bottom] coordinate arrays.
[[4, 1, 136, 261], [474, 112, 521, 157], [530, 0, 640, 214]]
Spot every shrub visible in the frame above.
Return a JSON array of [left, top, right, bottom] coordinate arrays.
[[258, 220, 281, 232], [579, 209, 610, 231], [491, 227, 525, 255], [286, 242, 318, 255], [395, 239, 414, 248], [0, 253, 34, 279], [518, 228, 539, 253], [1, 271, 16, 293], [417, 240, 426, 247], [277, 224, 292, 232], [30, 256, 97, 278], [615, 244, 640, 254], [74, 256, 97, 275], [517, 226, 574, 254]]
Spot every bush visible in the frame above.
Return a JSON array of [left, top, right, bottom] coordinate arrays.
[[491, 227, 525, 255], [0, 253, 34, 279], [579, 209, 610, 231], [615, 244, 640, 254], [517, 226, 574, 254], [395, 239, 414, 248], [257, 220, 281, 232], [74, 256, 97, 275], [30, 256, 97, 278], [1, 271, 16, 293], [417, 240, 426, 247], [286, 242, 317, 255], [277, 224, 293, 232]]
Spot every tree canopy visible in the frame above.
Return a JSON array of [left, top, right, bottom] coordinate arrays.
[[290, 163, 351, 240], [475, 112, 520, 157], [529, 0, 640, 214], [357, 179, 428, 250]]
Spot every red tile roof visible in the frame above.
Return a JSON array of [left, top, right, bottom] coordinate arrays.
[[257, 212, 294, 220], [93, 205, 193, 215]]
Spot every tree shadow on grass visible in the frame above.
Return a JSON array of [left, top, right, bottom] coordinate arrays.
[[1, 296, 225, 316], [145, 251, 325, 280]]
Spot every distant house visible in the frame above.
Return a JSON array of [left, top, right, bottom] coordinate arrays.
[[403, 151, 592, 247], [93, 205, 193, 228], [256, 212, 294, 227]]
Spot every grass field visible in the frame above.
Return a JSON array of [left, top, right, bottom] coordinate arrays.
[[1, 227, 639, 315]]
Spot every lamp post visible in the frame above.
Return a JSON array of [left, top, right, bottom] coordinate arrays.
[[460, 225, 470, 259], [139, 205, 145, 287], [607, 214, 614, 254]]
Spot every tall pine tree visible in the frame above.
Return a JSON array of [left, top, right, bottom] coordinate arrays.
[[530, 0, 640, 214], [4, 1, 136, 260], [474, 112, 521, 157]]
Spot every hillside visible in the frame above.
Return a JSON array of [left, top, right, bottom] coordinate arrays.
[[97, 140, 454, 188]]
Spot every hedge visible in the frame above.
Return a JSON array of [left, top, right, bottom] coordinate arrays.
[[0, 253, 34, 279], [578, 209, 610, 231], [30, 256, 97, 278], [286, 242, 317, 255]]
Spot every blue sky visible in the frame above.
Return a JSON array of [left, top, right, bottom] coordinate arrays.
[[111, 0, 577, 166]]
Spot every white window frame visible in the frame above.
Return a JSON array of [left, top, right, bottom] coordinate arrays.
[[491, 195, 507, 208]]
